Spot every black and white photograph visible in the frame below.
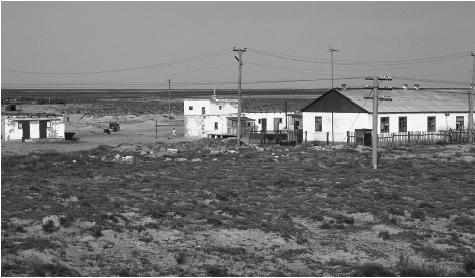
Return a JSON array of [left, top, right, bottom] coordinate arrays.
[[1, 1, 475, 276]]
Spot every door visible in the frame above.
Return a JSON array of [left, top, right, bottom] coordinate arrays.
[[261, 118, 267, 133], [39, 120, 48, 139], [21, 121, 30, 139], [273, 118, 281, 132]]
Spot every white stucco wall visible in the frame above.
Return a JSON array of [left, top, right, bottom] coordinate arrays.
[[302, 112, 473, 143], [244, 112, 287, 132], [2, 118, 23, 140], [2, 116, 65, 141], [183, 98, 239, 138]]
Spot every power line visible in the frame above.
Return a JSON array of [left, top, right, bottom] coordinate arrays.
[[1, 48, 230, 75]]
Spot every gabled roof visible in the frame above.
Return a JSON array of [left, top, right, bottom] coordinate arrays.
[[302, 88, 471, 114]]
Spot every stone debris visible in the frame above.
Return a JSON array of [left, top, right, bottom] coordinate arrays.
[[190, 158, 202, 162], [42, 215, 60, 229]]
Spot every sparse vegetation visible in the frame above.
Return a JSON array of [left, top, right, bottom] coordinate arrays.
[[2, 141, 474, 276]]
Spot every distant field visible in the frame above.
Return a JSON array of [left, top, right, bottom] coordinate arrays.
[[1, 88, 326, 99]]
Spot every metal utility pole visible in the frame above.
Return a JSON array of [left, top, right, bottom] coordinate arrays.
[[329, 48, 340, 145], [167, 79, 172, 120], [233, 47, 246, 149], [329, 48, 339, 89], [469, 52, 475, 144], [364, 75, 392, 170]]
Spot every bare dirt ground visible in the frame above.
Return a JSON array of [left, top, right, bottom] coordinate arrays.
[[1, 104, 189, 156], [2, 138, 475, 276]]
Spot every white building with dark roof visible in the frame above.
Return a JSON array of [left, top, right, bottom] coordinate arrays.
[[301, 88, 474, 143]]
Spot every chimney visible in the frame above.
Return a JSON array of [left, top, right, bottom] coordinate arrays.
[[413, 84, 420, 90], [211, 88, 217, 101], [403, 84, 409, 89]]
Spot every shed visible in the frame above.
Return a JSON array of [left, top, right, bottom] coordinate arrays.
[[1, 112, 65, 141]]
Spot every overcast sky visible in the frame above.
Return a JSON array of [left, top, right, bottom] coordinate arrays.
[[2, 1, 474, 89]]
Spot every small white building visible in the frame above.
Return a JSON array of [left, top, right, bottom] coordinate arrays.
[[1, 112, 65, 141], [183, 95, 302, 138], [301, 88, 474, 143]]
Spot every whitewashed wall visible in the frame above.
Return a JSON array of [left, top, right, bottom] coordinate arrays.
[[183, 98, 239, 138], [48, 119, 65, 139], [2, 118, 23, 140], [244, 112, 287, 132], [303, 111, 474, 142], [1, 117, 65, 141]]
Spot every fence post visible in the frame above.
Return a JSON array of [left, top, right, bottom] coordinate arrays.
[[305, 131, 307, 146], [347, 131, 350, 145], [326, 132, 329, 145], [408, 132, 411, 145]]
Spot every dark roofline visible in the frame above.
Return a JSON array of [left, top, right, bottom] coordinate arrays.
[[300, 89, 371, 113]]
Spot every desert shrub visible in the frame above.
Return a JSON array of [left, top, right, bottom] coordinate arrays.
[[206, 217, 223, 226], [319, 222, 331, 229], [174, 252, 186, 265], [334, 214, 355, 225], [464, 253, 475, 273], [453, 215, 474, 227], [205, 265, 229, 277], [397, 256, 451, 277], [410, 209, 426, 220], [59, 215, 74, 228], [310, 214, 324, 222], [90, 226, 103, 238], [147, 206, 168, 219], [42, 220, 57, 233], [354, 263, 395, 277], [378, 231, 390, 240], [418, 202, 435, 209], [29, 261, 80, 277]]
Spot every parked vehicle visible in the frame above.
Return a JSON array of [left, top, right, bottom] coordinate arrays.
[[109, 122, 120, 132]]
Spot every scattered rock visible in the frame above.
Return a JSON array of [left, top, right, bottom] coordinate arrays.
[[176, 158, 187, 162], [42, 215, 60, 232], [210, 149, 221, 155], [212, 158, 218, 161], [355, 145, 371, 153], [164, 157, 172, 161], [122, 156, 133, 162], [140, 150, 147, 156], [113, 154, 121, 160], [191, 158, 202, 162], [462, 156, 475, 163], [167, 148, 178, 155]]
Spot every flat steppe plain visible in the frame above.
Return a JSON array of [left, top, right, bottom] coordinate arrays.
[[1, 102, 475, 276]]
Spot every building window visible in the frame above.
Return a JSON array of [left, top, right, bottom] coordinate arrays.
[[232, 121, 237, 127], [189, 106, 193, 111], [202, 107, 206, 115], [380, 117, 389, 133], [258, 119, 261, 124], [456, 116, 464, 130], [315, 116, 322, 132], [46, 121, 51, 128], [18, 122, 22, 129], [214, 122, 218, 130], [427, 116, 436, 132], [278, 118, 282, 123], [399, 117, 407, 132], [219, 106, 222, 110]]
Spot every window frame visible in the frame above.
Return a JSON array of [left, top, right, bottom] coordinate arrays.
[[18, 122, 23, 129], [315, 116, 322, 132], [201, 107, 206, 115], [188, 106, 193, 111], [427, 116, 436, 132], [380, 117, 390, 133], [214, 122, 218, 130], [398, 116, 407, 132], [456, 116, 464, 130]]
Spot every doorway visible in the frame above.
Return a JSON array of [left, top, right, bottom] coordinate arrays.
[[39, 120, 48, 139], [261, 118, 267, 133], [21, 121, 30, 139]]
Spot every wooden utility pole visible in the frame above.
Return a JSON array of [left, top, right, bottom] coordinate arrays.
[[329, 48, 340, 145], [168, 79, 172, 120], [469, 52, 475, 144], [233, 47, 246, 149], [364, 75, 392, 170]]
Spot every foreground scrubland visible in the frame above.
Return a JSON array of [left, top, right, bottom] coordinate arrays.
[[2, 140, 475, 276]]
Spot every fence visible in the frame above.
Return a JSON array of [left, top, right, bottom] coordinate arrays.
[[347, 129, 473, 147], [248, 130, 303, 146]]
